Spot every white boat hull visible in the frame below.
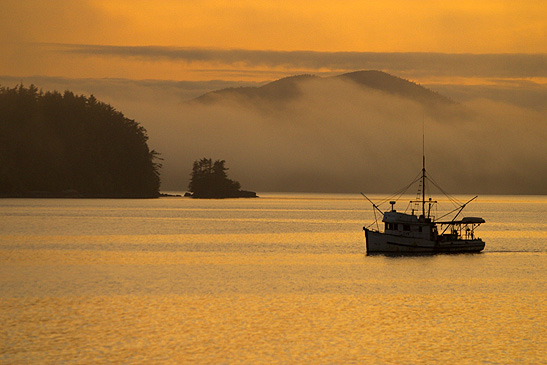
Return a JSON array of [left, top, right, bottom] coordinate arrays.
[[365, 228, 485, 254]]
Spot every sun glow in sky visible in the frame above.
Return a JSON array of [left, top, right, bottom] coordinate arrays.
[[1, 0, 546, 81]]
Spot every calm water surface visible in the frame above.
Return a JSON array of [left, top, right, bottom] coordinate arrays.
[[1, 194, 546, 363]]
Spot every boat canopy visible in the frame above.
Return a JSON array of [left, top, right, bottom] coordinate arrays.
[[437, 217, 485, 225]]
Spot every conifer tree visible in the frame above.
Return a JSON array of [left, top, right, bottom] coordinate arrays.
[[0, 84, 161, 197], [188, 158, 244, 198]]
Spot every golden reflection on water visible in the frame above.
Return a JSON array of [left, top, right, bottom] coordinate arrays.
[[481, 230, 547, 239], [2, 247, 547, 363], [1, 249, 358, 266], [0, 232, 362, 247], [3, 293, 546, 363], [1, 196, 547, 363]]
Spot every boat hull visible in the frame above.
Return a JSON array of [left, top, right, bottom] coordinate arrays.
[[364, 228, 485, 254]]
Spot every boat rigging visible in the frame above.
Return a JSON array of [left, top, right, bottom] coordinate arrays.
[[362, 145, 486, 254]]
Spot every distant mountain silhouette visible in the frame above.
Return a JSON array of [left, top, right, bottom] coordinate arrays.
[[336, 70, 455, 106], [194, 74, 318, 104], [192, 70, 455, 107]]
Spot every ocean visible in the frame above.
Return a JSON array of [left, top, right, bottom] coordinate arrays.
[[1, 194, 546, 363]]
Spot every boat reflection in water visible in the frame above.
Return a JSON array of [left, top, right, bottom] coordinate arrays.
[[362, 155, 485, 255]]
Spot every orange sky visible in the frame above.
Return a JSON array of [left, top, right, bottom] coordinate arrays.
[[1, 0, 546, 81]]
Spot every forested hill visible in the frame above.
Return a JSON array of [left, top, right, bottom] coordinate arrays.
[[336, 70, 454, 106], [0, 85, 161, 198], [193, 70, 454, 107]]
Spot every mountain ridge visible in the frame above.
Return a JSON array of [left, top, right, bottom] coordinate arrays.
[[193, 70, 455, 106]]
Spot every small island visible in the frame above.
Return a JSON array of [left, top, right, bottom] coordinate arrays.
[[187, 158, 257, 198], [0, 85, 161, 198]]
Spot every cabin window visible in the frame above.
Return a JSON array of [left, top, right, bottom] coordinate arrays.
[[403, 224, 410, 231], [393, 223, 398, 230], [418, 226, 422, 232]]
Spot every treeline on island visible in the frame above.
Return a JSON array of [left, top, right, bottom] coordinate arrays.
[[0, 85, 161, 198], [187, 158, 257, 198]]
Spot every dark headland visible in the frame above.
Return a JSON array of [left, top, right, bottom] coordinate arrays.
[[0, 85, 161, 198]]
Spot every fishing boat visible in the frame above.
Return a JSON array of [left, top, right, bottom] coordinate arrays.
[[362, 154, 485, 254]]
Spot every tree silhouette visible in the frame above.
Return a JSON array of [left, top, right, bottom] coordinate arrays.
[[188, 158, 253, 198], [0, 84, 161, 197]]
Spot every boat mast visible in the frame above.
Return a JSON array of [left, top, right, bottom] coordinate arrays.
[[422, 116, 426, 218], [422, 154, 426, 218]]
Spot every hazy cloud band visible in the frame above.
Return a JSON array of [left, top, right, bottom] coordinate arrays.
[[54, 43, 547, 78]]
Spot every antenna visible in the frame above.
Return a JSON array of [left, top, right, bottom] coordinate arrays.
[[422, 113, 425, 161], [422, 114, 426, 218]]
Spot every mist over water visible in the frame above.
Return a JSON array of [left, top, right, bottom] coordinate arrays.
[[143, 77, 546, 195], [1, 75, 545, 194]]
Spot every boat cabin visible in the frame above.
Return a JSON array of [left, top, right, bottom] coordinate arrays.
[[380, 201, 484, 243], [382, 202, 437, 240]]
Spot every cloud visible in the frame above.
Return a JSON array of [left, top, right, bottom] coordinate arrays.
[[55, 44, 547, 78]]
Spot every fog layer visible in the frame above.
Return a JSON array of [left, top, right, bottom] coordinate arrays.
[[150, 77, 546, 194], [2, 75, 545, 194]]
